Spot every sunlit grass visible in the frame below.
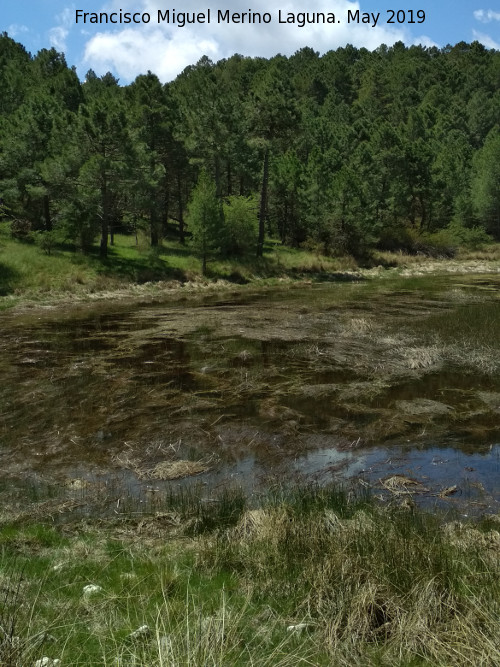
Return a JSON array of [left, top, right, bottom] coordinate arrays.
[[0, 485, 498, 665], [0, 230, 99, 294], [428, 302, 500, 346], [0, 223, 361, 302], [3, 219, 500, 309], [458, 243, 500, 261], [375, 242, 500, 262]]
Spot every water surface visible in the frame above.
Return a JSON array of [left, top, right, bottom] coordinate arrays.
[[1, 275, 499, 517]]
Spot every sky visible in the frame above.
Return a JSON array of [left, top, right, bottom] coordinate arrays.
[[3, 1, 500, 83]]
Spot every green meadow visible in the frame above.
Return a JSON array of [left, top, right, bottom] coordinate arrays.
[[1, 485, 499, 666]]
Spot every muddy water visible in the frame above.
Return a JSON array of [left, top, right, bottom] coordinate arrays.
[[1, 275, 499, 517]]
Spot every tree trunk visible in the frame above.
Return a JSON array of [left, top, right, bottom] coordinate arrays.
[[150, 212, 159, 246], [100, 223, 108, 258], [215, 155, 221, 198], [43, 194, 52, 232], [177, 174, 185, 244], [227, 160, 232, 196], [280, 201, 287, 244], [162, 184, 169, 237], [257, 146, 269, 258], [100, 178, 108, 259]]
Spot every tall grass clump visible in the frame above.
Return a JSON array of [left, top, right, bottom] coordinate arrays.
[[198, 488, 500, 666], [0, 485, 498, 665], [157, 484, 248, 535]]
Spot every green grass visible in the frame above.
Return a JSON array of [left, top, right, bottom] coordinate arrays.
[[3, 221, 500, 310], [0, 222, 360, 305], [0, 484, 498, 666]]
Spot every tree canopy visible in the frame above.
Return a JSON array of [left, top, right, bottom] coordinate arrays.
[[1, 35, 499, 261]]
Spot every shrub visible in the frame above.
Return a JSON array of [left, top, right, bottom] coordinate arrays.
[[222, 195, 258, 256], [37, 231, 57, 255], [10, 218, 33, 242]]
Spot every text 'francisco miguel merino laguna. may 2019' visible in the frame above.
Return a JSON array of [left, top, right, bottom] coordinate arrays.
[[74, 8, 426, 29]]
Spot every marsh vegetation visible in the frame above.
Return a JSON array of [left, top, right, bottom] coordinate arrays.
[[0, 485, 499, 666], [1, 273, 500, 665], [1, 273, 500, 509], [2, 31, 500, 665]]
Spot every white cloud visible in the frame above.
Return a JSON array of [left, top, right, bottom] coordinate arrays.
[[81, 1, 435, 82], [472, 29, 500, 50], [412, 35, 439, 49], [83, 28, 219, 81], [49, 6, 75, 52], [7, 24, 29, 38], [49, 26, 69, 51], [60, 6, 75, 27], [473, 9, 500, 23]]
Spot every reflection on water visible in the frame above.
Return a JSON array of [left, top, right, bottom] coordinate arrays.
[[0, 275, 499, 516], [297, 442, 500, 515]]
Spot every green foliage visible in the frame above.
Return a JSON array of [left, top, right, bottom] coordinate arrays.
[[378, 219, 491, 256], [222, 195, 258, 255], [187, 170, 223, 273], [472, 129, 500, 237], [0, 488, 498, 665], [1, 33, 500, 265], [431, 220, 492, 249], [10, 218, 32, 241], [37, 230, 57, 255], [58, 196, 100, 252]]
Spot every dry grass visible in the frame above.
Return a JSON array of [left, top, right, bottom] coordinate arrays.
[[399, 344, 443, 370], [112, 441, 216, 481], [373, 247, 500, 274], [148, 459, 212, 480], [339, 316, 376, 337], [0, 486, 499, 665], [457, 243, 500, 261], [380, 475, 429, 494], [199, 498, 500, 666]]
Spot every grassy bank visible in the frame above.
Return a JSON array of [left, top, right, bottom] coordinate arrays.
[[2, 222, 500, 310], [0, 485, 499, 666], [0, 223, 358, 307]]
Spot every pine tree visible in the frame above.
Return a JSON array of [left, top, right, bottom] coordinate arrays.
[[187, 170, 222, 274], [472, 129, 500, 237]]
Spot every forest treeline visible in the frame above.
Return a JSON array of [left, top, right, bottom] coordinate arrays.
[[0, 33, 499, 264]]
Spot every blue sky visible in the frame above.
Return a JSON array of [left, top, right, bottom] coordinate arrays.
[[3, 1, 500, 83]]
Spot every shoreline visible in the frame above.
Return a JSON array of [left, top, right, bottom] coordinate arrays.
[[2, 254, 500, 315]]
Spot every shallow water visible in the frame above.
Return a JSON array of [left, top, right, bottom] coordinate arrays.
[[1, 275, 499, 517]]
